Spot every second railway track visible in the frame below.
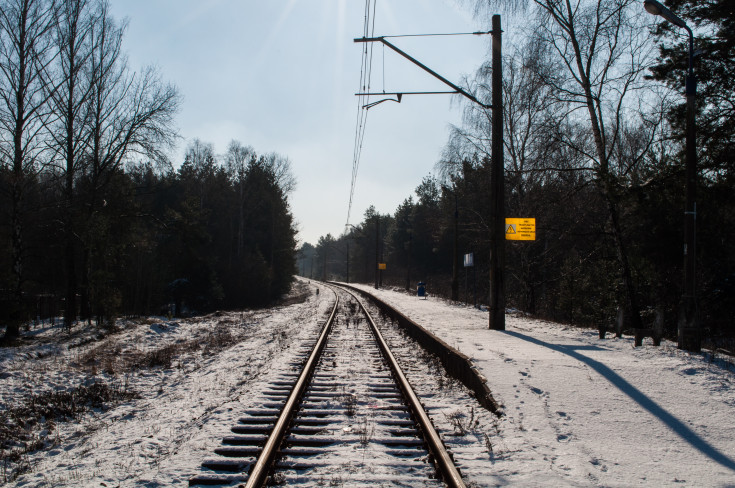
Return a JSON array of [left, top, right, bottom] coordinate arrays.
[[190, 283, 477, 487]]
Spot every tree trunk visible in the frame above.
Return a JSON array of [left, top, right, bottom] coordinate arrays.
[[4, 1, 30, 341], [605, 193, 644, 329], [64, 207, 77, 329], [565, 0, 644, 332], [6, 146, 25, 342], [64, 107, 76, 330]]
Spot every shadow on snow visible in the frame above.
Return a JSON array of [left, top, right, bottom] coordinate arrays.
[[501, 329, 735, 473]]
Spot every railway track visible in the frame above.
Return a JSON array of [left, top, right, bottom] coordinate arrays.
[[190, 284, 469, 487]]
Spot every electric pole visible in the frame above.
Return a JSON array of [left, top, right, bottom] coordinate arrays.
[[374, 215, 380, 289], [488, 15, 505, 330]]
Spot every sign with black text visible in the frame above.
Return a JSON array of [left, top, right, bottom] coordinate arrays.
[[505, 218, 536, 240]]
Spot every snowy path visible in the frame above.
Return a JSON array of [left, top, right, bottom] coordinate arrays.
[[348, 283, 735, 487]]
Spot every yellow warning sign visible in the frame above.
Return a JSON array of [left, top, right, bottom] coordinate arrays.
[[378, 263, 387, 270], [505, 218, 535, 241]]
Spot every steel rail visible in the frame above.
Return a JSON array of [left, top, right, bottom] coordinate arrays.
[[244, 289, 339, 488], [338, 285, 466, 488]]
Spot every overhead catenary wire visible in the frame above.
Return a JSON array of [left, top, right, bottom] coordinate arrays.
[[347, 0, 375, 228], [345, 13, 492, 230], [346, 0, 377, 231]]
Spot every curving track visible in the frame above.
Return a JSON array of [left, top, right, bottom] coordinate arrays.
[[190, 283, 467, 487]]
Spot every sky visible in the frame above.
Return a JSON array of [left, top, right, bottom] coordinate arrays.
[[109, 0, 495, 246]]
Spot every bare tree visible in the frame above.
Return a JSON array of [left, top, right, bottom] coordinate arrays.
[[0, 0, 57, 340], [79, 0, 180, 325], [47, 0, 97, 329], [83, 1, 180, 197], [225, 140, 255, 258], [261, 152, 296, 196], [181, 138, 217, 212], [533, 0, 656, 329], [446, 37, 570, 195], [468, 0, 659, 328]]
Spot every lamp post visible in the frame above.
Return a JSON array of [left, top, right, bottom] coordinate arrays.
[[643, 0, 699, 351]]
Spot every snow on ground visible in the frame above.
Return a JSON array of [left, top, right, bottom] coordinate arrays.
[[1, 280, 333, 487], [2, 278, 734, 487], [348, 283, 735, 487]]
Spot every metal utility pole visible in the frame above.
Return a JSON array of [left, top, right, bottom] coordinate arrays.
[[354, 38, 491, 109], [323, 246, 328, 281], [488, 15, 505, 330], [406, 232, 412, 291], [354, 21, 503, 318], [345, 223, 359, 284], [346, 239, 350, 283], [643, 0, 699, 351], [451, 191, 459, 301], [374, 216, 380, 289], [681, 38, 699, 351]]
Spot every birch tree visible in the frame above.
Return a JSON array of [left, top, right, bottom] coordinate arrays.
[[469, 0, 658, 328], [0, 0, 57, 340], [47, 0, 96, 328], [79, 0, 180, 325]]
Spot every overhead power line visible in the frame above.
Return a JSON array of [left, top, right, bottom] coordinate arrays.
[[345, 17, 492, 231], [346, 0, 377, 230]]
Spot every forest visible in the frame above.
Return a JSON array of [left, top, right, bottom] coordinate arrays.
[[0, 0, 298, 343], [2, 0, 732, 346], [299, 0, 734, 344]]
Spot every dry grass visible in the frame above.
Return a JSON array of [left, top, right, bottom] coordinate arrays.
[[276, 280, 312, 307], [0, 381, 139, 483], [2, 316, 245, 483], [79, 324, 239, 374], [357, 416, 375, 447], [444, 407, 478, 436]]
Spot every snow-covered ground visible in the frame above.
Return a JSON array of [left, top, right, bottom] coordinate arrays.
[[1, 280, 333, 487], [2, 278, 734, 487], [348, 283, 735, 487]]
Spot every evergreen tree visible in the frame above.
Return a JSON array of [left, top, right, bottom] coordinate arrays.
[[648, 0, 735, 176]]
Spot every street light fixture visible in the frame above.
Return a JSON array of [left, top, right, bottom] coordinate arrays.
[[643, 0, 687, 28], [643, 0, 699, 351]]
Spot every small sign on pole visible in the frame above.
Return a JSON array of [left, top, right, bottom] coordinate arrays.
[[505, 218, 536, 241], [378, 263, 387, 270], [463, 253, 474, 267]]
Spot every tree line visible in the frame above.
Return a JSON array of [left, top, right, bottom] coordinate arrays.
[[300, 0, 733, 343], [0, 0, 298, 342]]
